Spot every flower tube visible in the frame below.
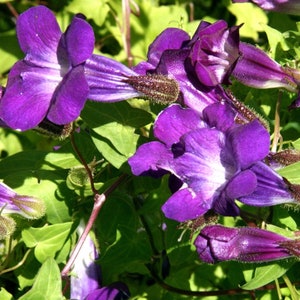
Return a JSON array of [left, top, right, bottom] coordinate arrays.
[[232, 0, 300, 15]]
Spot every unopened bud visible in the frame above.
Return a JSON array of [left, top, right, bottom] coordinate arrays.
[[0, 215, 16, 239], [13, 195, 46, 219]]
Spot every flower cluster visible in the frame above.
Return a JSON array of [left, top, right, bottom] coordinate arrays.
[[127, 1, 300, 265], [2, 3, 300, 298]]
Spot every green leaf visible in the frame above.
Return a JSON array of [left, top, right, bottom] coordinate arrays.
[[18, 258, 63, 300], [81, 101, 152, 168], [66, 0, 110, 26], [0, 288, 13, 300], [0, 150, 47, 179], [0, 30, 22, 74], [22, 222, 73, 263], [261, 24, 290, 60], [228, 3, 268, 40], [241, 261, 294, 290], [81, 101, 153, 128], [277, 161, 300, 184]]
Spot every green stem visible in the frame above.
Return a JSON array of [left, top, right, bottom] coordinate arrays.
[[282, 274, 300, 300]]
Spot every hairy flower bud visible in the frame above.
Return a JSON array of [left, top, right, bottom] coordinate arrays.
[[194, 225, 297, 263], [12, 195, 46, 219], [0, 215, 16, 239], [0, 183, 45, 219]]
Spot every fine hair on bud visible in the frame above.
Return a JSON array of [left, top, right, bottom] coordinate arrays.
[[34, 119, 73, 140], [123, 74, 180, 105]]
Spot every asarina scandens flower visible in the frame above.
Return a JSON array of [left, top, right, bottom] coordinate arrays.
[[70, 221, 101, 300], [232, 42, 299, 92], [0, 5, 95, 131], [194, 225, 300, 263], [0, 6, 180, 131], [133, 20, 241, 113], [128, 102, 299, 222], [0, 182, 45, 239], [232, 0, 300, 15], [70, 221, 130, 300], [85, 282, 130, 300]]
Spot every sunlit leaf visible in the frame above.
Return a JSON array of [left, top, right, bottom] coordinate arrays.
[[241, 261, 295, 290], [18, 258, 63, 300], [22, 223, 73, 263]]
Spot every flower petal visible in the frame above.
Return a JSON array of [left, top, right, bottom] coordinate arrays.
[[171, 128, 234, 197], [202, 102, 236, 131], [137, 28, 190, 72], [162, 188, 210, 222], [226, 169, 257, 199], [154, 104, 203, 146], [233, 42, 297, 92], [239, 161, 296, 206], [155, 49, 218, 113], [189, 20, 240, 86], [128, 141, 172, 177], [47, 65, 89, 124], [17, 6, 62, 66], [65, 14, 95, 66], [227, 119, 270, 169], [0, 61, 56, 130]]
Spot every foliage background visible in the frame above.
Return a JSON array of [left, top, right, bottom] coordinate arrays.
[[0, 0, 300, 299]]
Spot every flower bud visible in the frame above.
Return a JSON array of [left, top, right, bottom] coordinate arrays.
[[0, 183, 45, 219], [0, 215, 16, 239], [194, 225, 297, 264]]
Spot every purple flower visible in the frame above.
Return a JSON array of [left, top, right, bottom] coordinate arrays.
[[0, 182, 45, 219], [233, 42, 299, 92], [134, 20, 241, 113], [70, 221, 101, 300], [194, 225, 300, 263], [0, 6, 95, 131], [70, 221, 130, 300], [232, 0, 300, 15], [129, 103, 297, 222], [85, 282, 130, 300], [187, 20, 240, 87]]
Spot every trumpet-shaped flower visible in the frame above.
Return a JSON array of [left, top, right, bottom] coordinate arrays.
[[194, 225, 300, 263], [129, 103, 298, 222], [232, 0, 300, 15], [233, 42, 299, 92], [70, 221, 130, 300], [0, 5, 95, 131], [70, 221, 101, 300], [134, 20, 241, 113]]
